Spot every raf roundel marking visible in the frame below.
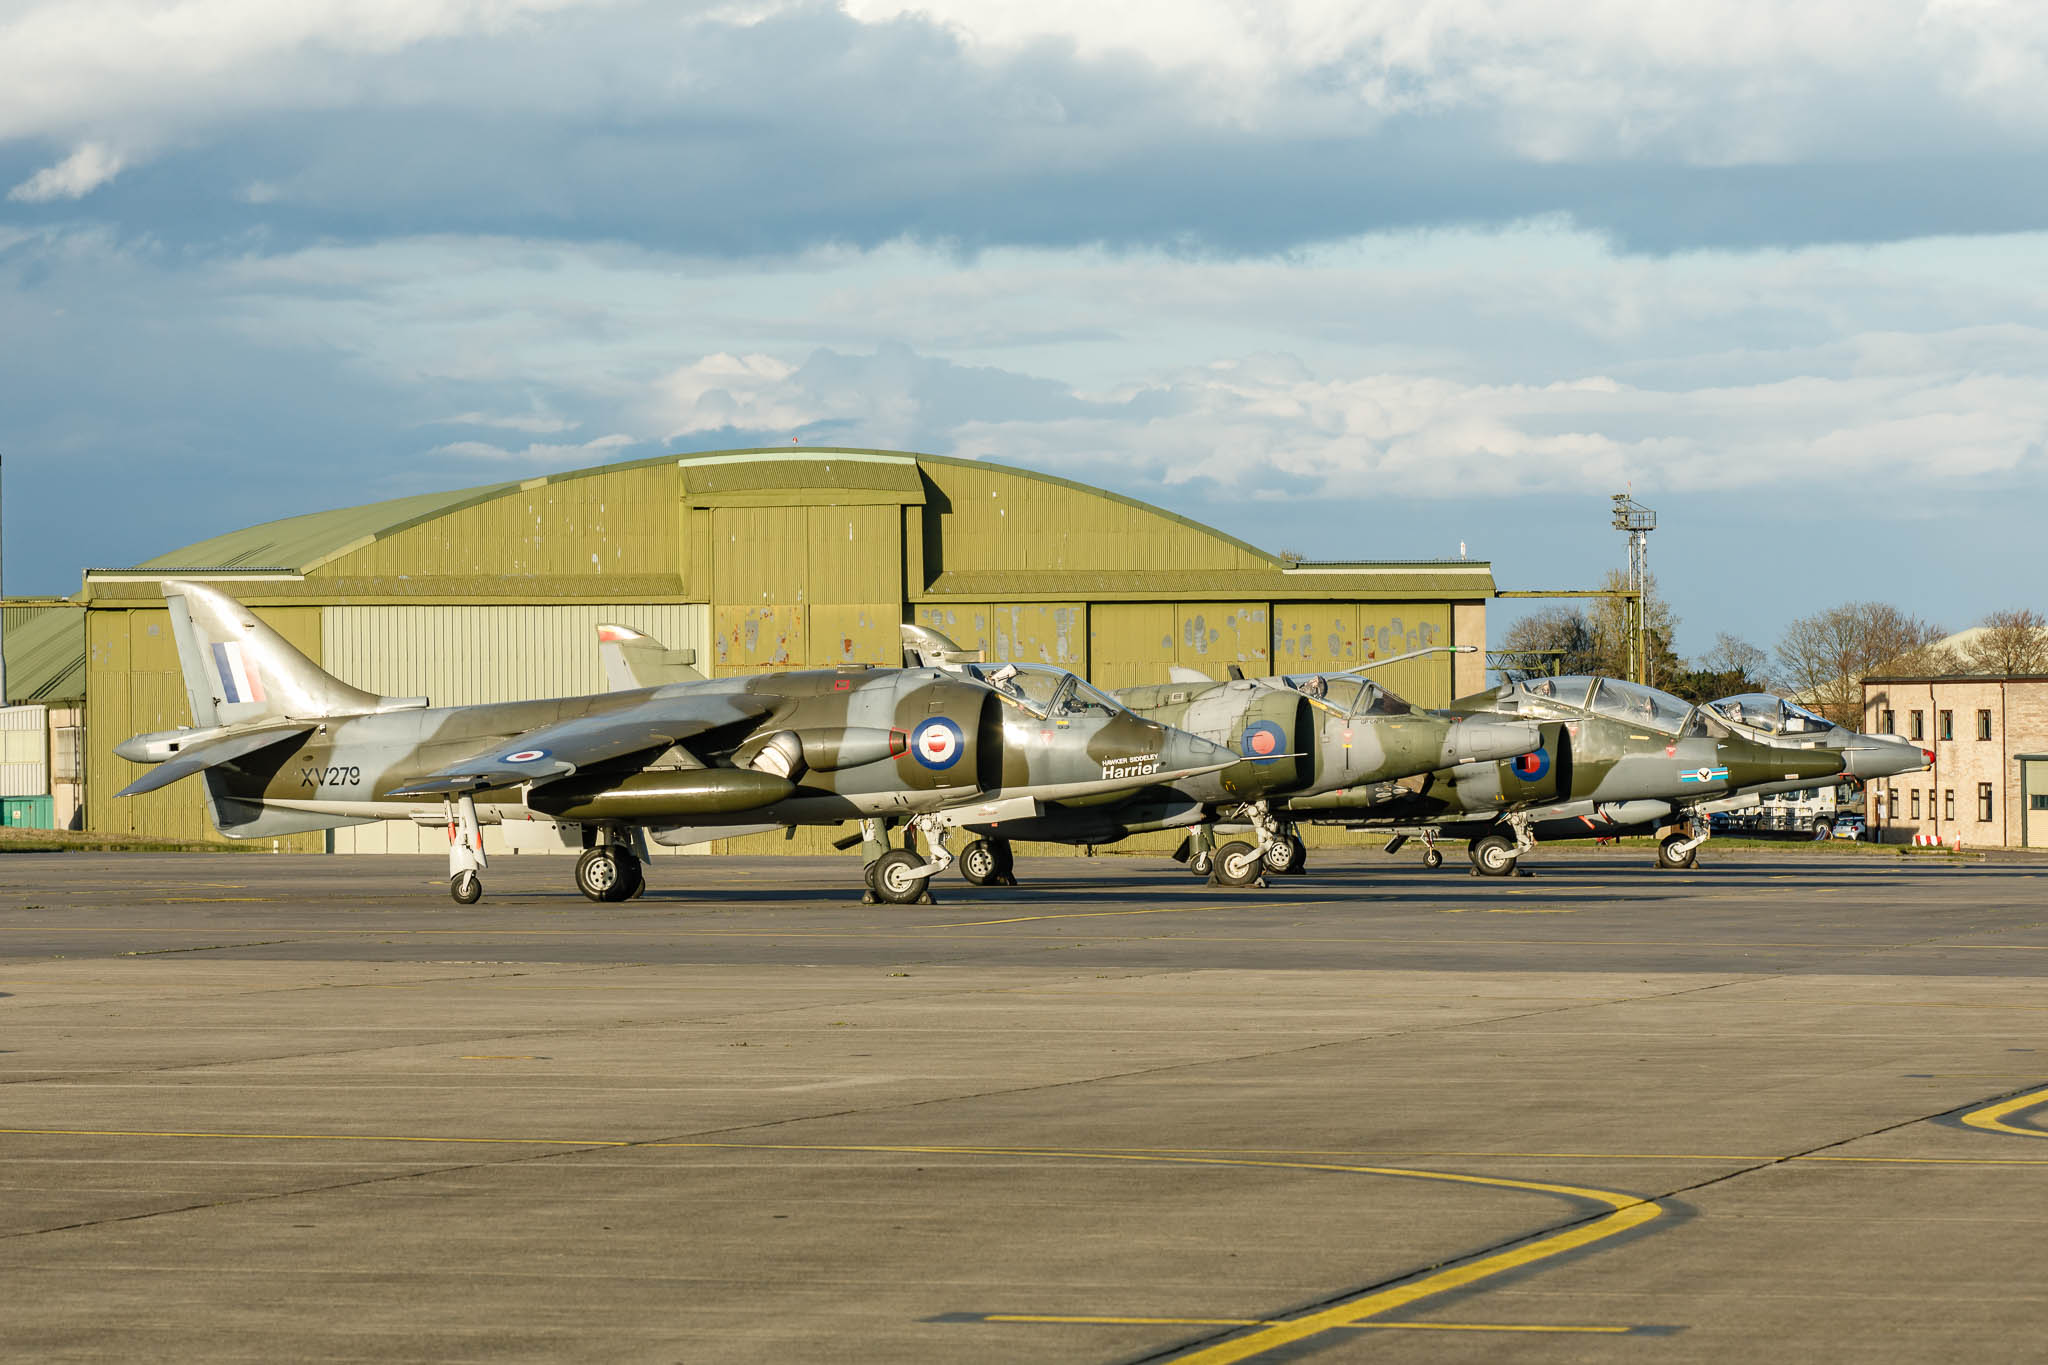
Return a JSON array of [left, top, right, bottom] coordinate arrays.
[[911, 717, 964, 770], [503, 748, 552, 764], [1241, 720, 1286, 763], [1512, 747, 1551, 782]]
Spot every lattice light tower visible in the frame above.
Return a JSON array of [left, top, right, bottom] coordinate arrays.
[[1611, 492, 1656, 683]]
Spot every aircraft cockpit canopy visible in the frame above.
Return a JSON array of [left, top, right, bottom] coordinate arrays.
[[1706, 693, 1836, 736], [1499, 674, 1597, 715], [1280, 674, 1417, 718], [1585, 677, 1696, 734], [966, 662, 1128, 720]]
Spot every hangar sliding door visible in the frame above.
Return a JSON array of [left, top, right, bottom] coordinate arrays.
[[321, 602, 706, 854]]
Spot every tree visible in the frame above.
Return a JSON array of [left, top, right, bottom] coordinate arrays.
[[1663, 632, 1774, 703], [1962, 608, 2048, 676], [1585, 569, 1681, 685], [1495, 606, 1599, 682], [1775, 602, 1951, 730]]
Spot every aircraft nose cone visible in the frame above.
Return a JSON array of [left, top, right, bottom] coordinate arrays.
[[114, 735, 152, 764], [1844, 737, 1933, 780], [1445, 716, 1542, 766], [1162, 728, 1238, 776]]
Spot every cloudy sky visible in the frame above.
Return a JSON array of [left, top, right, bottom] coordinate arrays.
[[4, 0, 2046, 655]]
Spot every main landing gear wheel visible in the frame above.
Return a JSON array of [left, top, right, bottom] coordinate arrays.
[[871, 849, 932, 905], [1264, 835, 1307, 876], [576, 846, 638, 902], [449, 871, 483, 904], [959, 838, 1016, 886], [1656, 833, 1699, 871], [1422, 847, 1444, 870], [1469, 833, 1518, 878], [1212, 840, 1265, 887]]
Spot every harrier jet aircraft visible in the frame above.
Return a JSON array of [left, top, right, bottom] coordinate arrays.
[[1283, 674, 1847, 874], [114, 582, 1235, 905], [893, 624, 1543, 887]]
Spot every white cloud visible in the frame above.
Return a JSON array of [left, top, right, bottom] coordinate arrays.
[[7, 142, 125, 201], [429, 431, 635, 461], [434, 409, 581, 433]]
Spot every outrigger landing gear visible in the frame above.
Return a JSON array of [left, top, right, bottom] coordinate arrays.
[[445, 794, 486, 904], [1184, 825, 1216, 878]]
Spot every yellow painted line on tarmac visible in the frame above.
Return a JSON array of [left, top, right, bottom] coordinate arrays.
[[983, 1314, 1629, 1333], [1960, 1085, 2048, 1139], [0, 1125, 1661, 1354]]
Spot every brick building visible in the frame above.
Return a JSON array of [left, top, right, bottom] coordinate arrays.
[[1862, 674, 2048, 848]]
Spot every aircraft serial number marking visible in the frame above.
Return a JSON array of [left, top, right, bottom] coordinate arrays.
[[300, 766, 363, 789]]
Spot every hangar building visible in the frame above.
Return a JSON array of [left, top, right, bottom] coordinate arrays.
[[79, 448, 1494, 853]]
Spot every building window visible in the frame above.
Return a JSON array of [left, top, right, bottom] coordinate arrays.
[[1979, 783, 1995, 822], [1881, 708, 1896, 734], [1885, 787, 1897, 819], [1910, 710, 1924, 740], [1978, 709, 1993, 740], [1944, 790, 1955, 821], [2032, 794, 2048, 812], [1939, 710, 1953, 741], [1912, 789, 1922, 819]]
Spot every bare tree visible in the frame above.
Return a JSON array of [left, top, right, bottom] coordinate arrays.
[[1698, 633, 1773, 690], [1495, 607, 1599, 682], [1586, 569, 1681, 684], [1776, 602, 1951, 730], [1962, 608, 2048, 676]]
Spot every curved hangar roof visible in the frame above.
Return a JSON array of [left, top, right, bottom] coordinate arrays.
[[85, 448, 1493, 603]]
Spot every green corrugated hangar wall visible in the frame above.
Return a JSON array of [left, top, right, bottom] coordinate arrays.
[[80, 449, 1494, 854]]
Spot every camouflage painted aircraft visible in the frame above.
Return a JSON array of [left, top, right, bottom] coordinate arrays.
[[1689, 692, 1930, 828], [1279, 673, 1847, 875], [895, 625, 1544, 887], [113, 582, 1237, 905]]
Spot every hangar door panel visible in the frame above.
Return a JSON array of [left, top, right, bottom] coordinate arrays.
[[915, 603, 1086, 669], [1270, 604, 1453, 705], [321, 604, 707, 707], [711, 505, 902, 673]]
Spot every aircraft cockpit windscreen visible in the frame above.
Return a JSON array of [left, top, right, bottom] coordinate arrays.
[[1501, 674, 1596, 716], [1284, 674, 1370, 716], [967, 662, 1127, 719], [1707, 693, 1837, 736], [1588, 677, 1695, 734]]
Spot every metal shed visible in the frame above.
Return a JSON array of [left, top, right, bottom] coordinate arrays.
[[79, 449, 1494, 851]]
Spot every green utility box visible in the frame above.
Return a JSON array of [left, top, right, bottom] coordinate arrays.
[[2, 795, 55, 829]]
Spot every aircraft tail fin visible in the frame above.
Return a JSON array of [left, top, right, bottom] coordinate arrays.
[[900, 622, 983, 668], [597, 624, 703, 690], [163, 579, 403, 727]]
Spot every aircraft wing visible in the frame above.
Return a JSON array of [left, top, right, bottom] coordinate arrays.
[[386, 694, 772, 797]]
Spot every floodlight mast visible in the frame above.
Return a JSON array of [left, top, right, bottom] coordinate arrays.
[[1611, 492, 1656, 683]]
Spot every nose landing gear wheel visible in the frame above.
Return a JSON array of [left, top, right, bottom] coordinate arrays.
[[1422, 847, 1444, 870], [1212, 840, 1265, 887], [449, 871, 482, 904], [1469, 833, 1518, 877], [1656, 833, 1699, 870], [871, 848, 931, 905], [576, 847, 639, 902]]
